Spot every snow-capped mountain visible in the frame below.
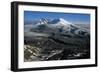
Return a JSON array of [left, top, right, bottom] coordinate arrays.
[[47, 18, 71, 30], [25, 18, 90, 37]]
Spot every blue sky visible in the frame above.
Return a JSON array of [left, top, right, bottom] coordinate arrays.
[[24, 11, 90, 24]]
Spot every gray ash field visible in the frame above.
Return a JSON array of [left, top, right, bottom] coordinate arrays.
[[24, 18, 90, 62]]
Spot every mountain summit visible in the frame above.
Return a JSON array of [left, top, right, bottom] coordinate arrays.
[[25, 18, 90, 37]]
